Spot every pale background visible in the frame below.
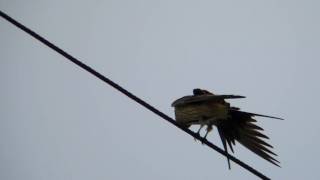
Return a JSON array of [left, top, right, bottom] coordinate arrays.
[[1, 0, 319, 179]]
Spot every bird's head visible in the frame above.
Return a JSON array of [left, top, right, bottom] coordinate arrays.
[[193, 88, 213, 95]]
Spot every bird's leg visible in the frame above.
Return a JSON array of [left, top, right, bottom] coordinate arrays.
[[200, 117, 217, 143], [197, 124, 204, 134], [202, 125, 213, 144], [194, 124, 204, 141], [204, 125, 213, 139]]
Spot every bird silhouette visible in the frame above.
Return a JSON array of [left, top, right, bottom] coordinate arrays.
[[172, 88, 282, 169]]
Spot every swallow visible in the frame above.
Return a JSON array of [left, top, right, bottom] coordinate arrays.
[[171, 88, 283, 169]]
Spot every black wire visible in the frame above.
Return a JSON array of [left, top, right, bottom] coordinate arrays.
[[0, 10, 270, 180]]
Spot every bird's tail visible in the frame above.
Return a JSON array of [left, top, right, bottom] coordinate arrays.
[[216, 110, 281, 168]]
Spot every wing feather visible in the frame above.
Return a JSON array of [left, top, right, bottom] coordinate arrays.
[[171, 94, 245, 107], [216, 109, 280, 167]]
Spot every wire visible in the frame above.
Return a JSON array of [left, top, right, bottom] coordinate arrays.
[[0, 10, 270, 180]]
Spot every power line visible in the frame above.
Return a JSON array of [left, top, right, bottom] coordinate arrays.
[[0, 10, 270, 180]]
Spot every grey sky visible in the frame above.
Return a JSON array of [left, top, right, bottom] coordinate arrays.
[[1, 0, 320, 179]]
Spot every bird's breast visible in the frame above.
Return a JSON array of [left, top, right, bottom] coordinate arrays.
[[174, 103, 228, 125]]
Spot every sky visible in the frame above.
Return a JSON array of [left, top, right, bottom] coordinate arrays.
[[1, 0, 320, 179]]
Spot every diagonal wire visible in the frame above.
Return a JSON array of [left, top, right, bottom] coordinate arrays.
[[0, 10, 270, 180]]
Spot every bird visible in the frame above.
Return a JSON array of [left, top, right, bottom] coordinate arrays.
[[171, 88, 283, 169]]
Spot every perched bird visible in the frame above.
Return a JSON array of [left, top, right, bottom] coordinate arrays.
[[172, 88, 282, 168]]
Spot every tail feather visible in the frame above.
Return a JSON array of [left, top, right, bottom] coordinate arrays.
[[226, 138, 234, 153], [242, 133, 273, 148], [246, 122, 264, 131], [242, 128, 270, 139], [216, 109, 280, 167], [239, 133, 276, 156], [238, 138, 280, 167], [237, 110, 284, 120], [217, 127, 231, 169]]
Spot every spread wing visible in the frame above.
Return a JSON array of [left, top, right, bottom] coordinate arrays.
[[217, 109, 280, 167]]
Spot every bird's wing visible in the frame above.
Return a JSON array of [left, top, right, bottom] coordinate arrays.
[[218, 110, 280, 167], [171, 94, 245, 107]]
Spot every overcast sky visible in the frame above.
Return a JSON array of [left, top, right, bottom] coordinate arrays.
[[1, 0, 320, 179]]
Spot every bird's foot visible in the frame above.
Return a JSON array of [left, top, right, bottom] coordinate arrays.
[[200, 132, 210, 145], [194, 132, 201, 142], [201, 138, 207, 145]]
